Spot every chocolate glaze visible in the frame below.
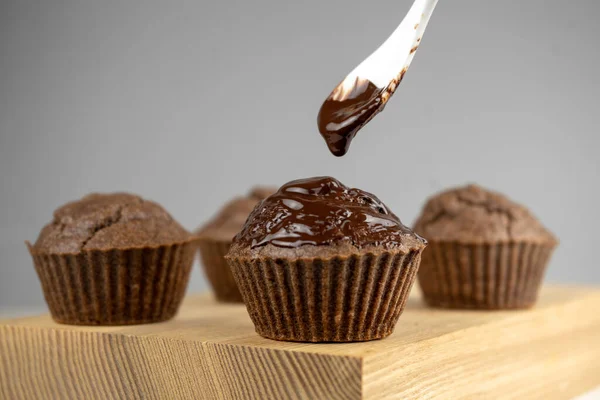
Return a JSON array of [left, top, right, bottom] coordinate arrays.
[[233, 176, 424, 250], [317, 79, 385, 157]]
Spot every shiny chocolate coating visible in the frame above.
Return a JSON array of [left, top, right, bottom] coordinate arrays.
[[317, 79, 384, 157], [233, 176, 424, 250]]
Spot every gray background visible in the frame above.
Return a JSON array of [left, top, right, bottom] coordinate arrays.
[[1, 0, 598, 310]]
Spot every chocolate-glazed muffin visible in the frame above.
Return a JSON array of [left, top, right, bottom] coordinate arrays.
[[414, 184, 558, 309], [225, 177, 427, 342], [196, 187, 276, 302], [27, 193, 197, 325]]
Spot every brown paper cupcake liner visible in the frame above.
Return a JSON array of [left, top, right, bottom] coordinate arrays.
[[27, 241, 196, 325], [198, 239, 243, 302], [418, 242, 555, 309], [227, 249, 423, 342]]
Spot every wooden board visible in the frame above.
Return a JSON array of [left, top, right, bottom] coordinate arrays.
[[1, 285, 600, 400]]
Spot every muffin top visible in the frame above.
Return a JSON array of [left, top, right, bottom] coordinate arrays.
[[414, 184, 558, 244], [198, 186, 277, 242], [31, 193, 193, 254], [228, 177, 426, 259]]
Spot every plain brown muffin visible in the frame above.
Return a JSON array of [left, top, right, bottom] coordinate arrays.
[[28, 193, 197, 325], [414, 184, 557, 244], [196, 187, 276, 302], [34, 193, 192, 253], [226, 177, 427, 342], [414, 184, 558, 309]]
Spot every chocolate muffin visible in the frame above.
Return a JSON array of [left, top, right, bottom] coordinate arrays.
[[414, 184, 558, 309], [196, 187, 276, 302], [225, 177, 427, 342], [27, 193, 197, 325]]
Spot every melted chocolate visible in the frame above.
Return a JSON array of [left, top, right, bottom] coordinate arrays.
[[317, 79, 384, 157], [233, 176, 421, 250]]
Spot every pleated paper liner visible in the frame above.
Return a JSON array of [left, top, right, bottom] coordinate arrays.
[[26, 240, 196, 325], [418, 241, 556, 309], [227, 249, 423, 342], [198, 239, 243, 302]]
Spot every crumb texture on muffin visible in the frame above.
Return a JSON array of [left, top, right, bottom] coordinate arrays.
[[414, 184, 557, 244], [32, 193, 192, 253]]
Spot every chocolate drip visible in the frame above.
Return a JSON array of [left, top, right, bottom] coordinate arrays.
[[317, 79, 384, 157]]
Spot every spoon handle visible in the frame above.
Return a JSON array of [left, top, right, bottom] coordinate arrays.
[[381, 0, 439, 99], [411, 0, 439, 56], [353, 0, 439, 88]]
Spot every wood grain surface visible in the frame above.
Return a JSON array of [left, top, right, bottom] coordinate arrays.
[[1, 285, 599, 399]]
